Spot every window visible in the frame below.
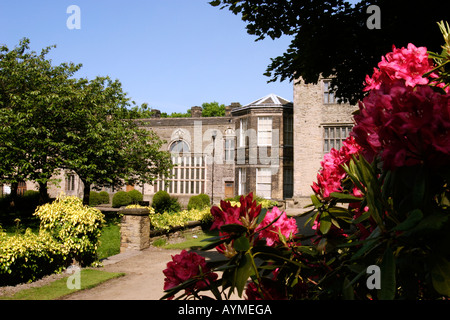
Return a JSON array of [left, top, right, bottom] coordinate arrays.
[[323, 80, 336, 104], [323, 126, 353, 154], [239, 118, 248, 147], [283, 115, 293, 146], [170, 140, 190, 154], [66, 174, 76, 191], [283, 167, 294, 199], [258, 117, 272, 146], [154, 155, 206, 195], [17, 181, 27, 196], [224, 138, 235, 162], [238, 168, 247, 195], [256, 168, 272, 199]]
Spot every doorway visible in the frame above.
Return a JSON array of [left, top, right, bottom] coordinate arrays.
[[224, 181, 234, 199]]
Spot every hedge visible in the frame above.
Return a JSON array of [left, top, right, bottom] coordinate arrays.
[[187, 194, 210, 210], [0, 230, 67, 286], [0, 195, 105, 286]]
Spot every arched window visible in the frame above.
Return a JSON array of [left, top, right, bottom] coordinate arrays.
[[170, 140, 190, 153]]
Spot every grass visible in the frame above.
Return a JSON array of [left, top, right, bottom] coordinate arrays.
[[97, 221, 121, 260], [0, 269, 124, 300], [155, 229, 219, 250]]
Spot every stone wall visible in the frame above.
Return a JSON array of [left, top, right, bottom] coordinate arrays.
[[293, 78, 356, 208], [119, 208, 151, 252]]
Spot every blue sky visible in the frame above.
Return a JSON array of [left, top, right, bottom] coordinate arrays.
[[1, 0, 360, 114]]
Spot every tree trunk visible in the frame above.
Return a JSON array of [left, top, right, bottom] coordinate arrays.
[[9, 182, 19, 208], [82, 180, 91, 206], [38, 181, 49, 204]]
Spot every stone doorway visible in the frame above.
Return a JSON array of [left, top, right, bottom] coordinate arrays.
[[224, 181, 234, 199]]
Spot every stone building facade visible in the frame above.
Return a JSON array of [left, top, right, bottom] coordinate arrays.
[[291, 78, 356, 208], [3, 80, 356, 211]]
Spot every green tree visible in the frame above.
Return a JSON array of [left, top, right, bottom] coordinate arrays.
[[61, 77, 173, 206], [0, 38, 81, 204], [210, 0, 448, 104], [201, 102, 225, 117], [0, 38, 173, 206]]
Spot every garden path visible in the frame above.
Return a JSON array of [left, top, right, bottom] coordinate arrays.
[[61, 209, 312, 300]]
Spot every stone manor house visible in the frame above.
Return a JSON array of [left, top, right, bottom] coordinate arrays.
[[1, 79, 356, 210]]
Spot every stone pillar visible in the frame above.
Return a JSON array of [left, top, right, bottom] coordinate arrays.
[[119, 208, 150, 253], [191, 106, 203, 117]]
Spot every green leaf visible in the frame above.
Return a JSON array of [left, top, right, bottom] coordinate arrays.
[[310, 194, 322, 210], [233, 236, 250, 252], [407, 211, 449, 235], [319, 211, 332, 234], [378, 247, 396, 300], [256, 208, 268, 225], [342, 277, 355, 300], [234, 253, 253, 297], [392, 209, 423, 232], [330, 192, 363, 203], [220, 223, 248, 235], [431, 257, 450, 297]]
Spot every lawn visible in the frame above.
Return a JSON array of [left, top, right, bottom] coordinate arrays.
[[156, 229, 220, 250], [0, 269, 124, 300], [97, 221, 121, 260]]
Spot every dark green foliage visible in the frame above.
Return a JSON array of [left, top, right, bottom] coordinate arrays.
[[98, 191, 110, 204], [187, 194, 210, 210], [210, 0, 448, 105], [112, 191, 132, 208], [89, 191, 102, 206], [152, 190, 181, 214], [127, 189, 143, 204]]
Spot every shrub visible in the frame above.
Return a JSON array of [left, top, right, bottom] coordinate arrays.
[[98, 191, 110, 204], [112, 191, 132, 208], [34, 195, 105, 266], [89, 191, 102, 206], [152, 190, 181, 214], [0, 229, 66, 286], [150, 207, 212, 231], [187, 194, 210, 210], [127, 189, 143, 204], [125, 204, 155, 215], [224, 194, 278, 209]]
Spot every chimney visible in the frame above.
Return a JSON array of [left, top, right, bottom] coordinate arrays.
[[151, 109, 161, 118], [226, 102, 241, 116], [191, 106, 203, 118]]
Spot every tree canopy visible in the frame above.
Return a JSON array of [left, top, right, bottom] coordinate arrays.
[[210, 0, 448, 104], [0, 38, 172, 205]]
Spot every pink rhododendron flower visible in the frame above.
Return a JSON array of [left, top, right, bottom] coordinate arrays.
[[311, 136, 362, 199], [209, 192, 262, 231], [257, 206, 298, 246], [163, 250, 218, 297], [364, 43, 437, 92], [353, 82, 450, 169], [353, 42, 450, 170]]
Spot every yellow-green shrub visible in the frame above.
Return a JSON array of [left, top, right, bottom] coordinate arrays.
[[0, 229, 67, 286], [150, 207, 212, 231], [125, 204, 155, 214], [34, 195, 105, 266]]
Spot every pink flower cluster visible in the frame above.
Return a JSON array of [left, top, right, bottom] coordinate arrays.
[[210, 192, 262, 231], [353, 43, 450, 169], [210, 192, 298, 248], [364, 43, 436, 91], [257, 206, 298, 246], [163, 249, 218, 297], [312, 136, 362, 199]]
